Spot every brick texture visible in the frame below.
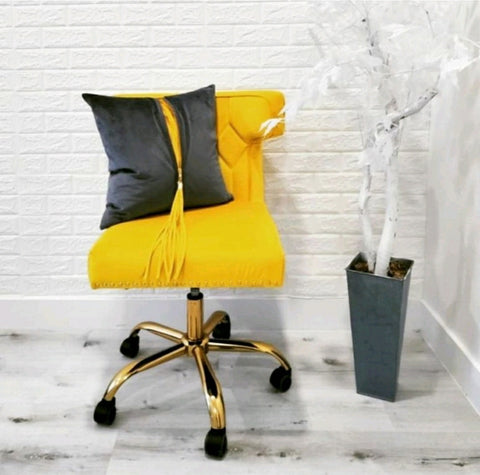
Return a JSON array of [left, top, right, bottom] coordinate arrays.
[[2, 1, 428, 298]]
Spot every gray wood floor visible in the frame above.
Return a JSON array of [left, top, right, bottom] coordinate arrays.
[[1, 325, 479, 474]]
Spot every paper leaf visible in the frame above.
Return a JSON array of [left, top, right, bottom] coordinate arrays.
[[260, 118, 283, 136]]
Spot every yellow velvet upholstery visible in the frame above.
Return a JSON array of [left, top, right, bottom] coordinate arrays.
[[88, 90, 285, 289]]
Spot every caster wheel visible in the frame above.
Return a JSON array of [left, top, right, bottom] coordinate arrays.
[[270, 367, 292, 392], [93, 398, 116, 426], [212, 313, 231, 339], [120, 334, 139, 358], [204, 428, 227, 458]]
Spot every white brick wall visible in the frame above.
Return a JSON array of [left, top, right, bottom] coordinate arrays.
[[1, 1, 429, 299]]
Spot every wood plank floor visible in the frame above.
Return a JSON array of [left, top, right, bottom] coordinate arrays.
[[1, 326, 479, 474]]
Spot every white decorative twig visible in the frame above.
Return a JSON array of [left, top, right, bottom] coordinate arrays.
[[374, 88, 438, 276], [261, 1, 478, 277]]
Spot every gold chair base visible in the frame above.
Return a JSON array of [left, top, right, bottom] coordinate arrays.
[[96, 288, 292, 453]]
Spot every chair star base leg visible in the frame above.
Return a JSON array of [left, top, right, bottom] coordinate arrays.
[[93, 289, 291, 458]]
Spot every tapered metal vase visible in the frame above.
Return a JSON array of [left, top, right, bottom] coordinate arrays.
[[346, 253, 414, 402]]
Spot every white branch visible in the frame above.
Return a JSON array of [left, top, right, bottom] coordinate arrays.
[[375, 126, 401, 277], [359, 164, 375, 271], [389, 88, 438, 124]]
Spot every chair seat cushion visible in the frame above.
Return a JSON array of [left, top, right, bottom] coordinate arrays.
[[88, 201, 285, 289]]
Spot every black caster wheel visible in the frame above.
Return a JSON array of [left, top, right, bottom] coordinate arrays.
[[204, 428, 227, 458], [212, 313, 231, 339], [270, 367, 292, 392], [93, 398, 116, 426], [120, 334, 139, 358]]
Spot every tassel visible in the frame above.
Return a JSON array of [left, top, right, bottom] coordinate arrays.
[[142, 98, 187, 282], [143, 176, 186, 281]]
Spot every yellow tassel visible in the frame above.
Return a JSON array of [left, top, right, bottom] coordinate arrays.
[[142, 98, 186, 282], [143, 179, 186, 281]]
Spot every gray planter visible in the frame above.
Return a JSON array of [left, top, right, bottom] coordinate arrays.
[[345, 253, 414, 402]]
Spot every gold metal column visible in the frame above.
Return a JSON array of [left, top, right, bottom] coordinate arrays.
[[187, 288, 203, 342]]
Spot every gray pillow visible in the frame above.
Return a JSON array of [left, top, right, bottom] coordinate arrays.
[[82, 85, 232, 229]]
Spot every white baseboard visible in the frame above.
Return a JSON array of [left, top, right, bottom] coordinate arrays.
[[0, 295, 424, 333], [420, 299, 480, 415], [0, 295, 348, 331]]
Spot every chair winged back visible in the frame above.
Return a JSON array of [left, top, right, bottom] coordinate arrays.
[[215, 91, 284, 202], [121, 90, 285, 202]]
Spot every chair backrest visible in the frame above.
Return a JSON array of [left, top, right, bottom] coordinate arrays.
[[215, 91, 284, 202], [121, 90, 285, 203]]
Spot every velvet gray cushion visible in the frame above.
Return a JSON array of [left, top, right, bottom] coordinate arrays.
[[82, 85, 232, 229]]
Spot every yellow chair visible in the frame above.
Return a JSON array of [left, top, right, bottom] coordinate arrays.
[[90, 90, 292, 458]]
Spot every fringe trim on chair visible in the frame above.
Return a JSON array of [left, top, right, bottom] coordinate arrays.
[[142, 98, 187, 282]]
